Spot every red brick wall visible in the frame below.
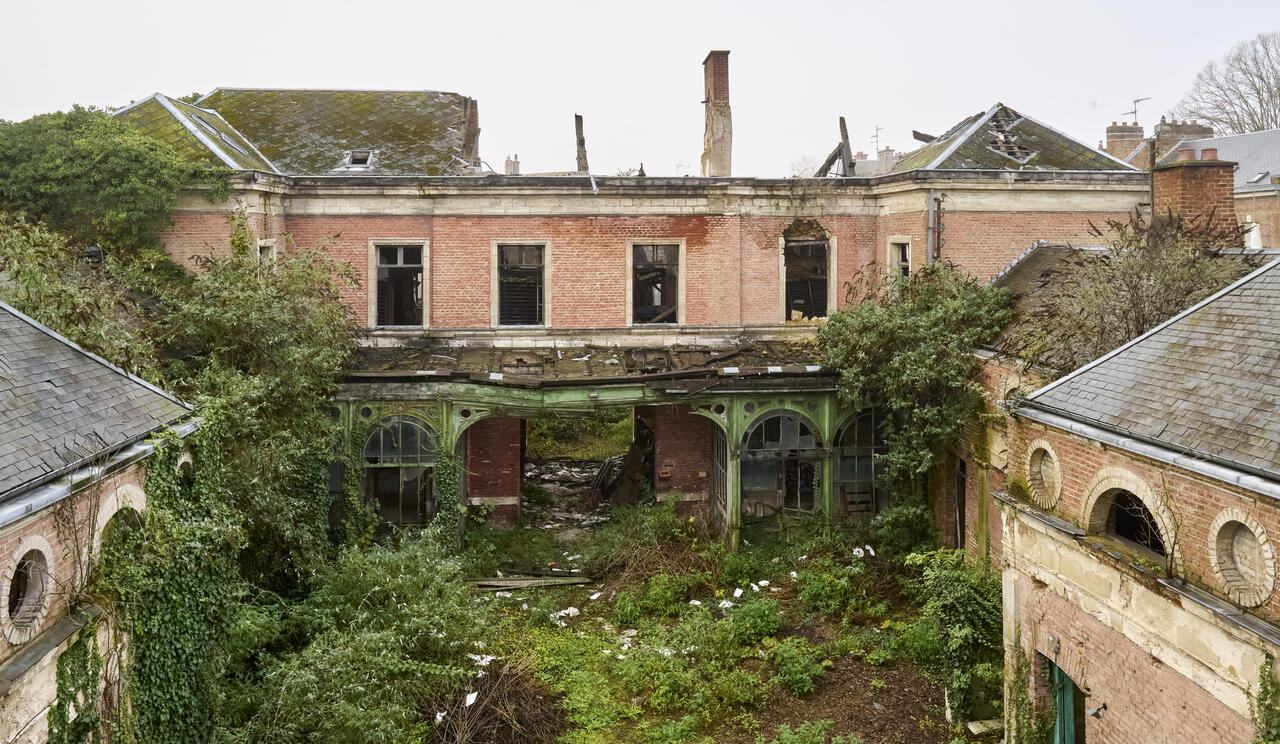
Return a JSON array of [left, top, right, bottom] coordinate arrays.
[[0, 465, 144, 665], [1011, 572, 1253, 743], [652, 405, 712, 499], [1153, 160, 1238, 226], [464, 417, 523, 526], [939, 211, 1131, 281]]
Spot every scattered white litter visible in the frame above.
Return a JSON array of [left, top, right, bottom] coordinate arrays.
[[622, 629, 638, 636], [550, 607, 580, 619], [616, 655, 627, 660], [435, 712, 447, 724], [750, 583, 760, 592], [658, 648, 675, 656], [718, 600, 734, 609], [465, 691, 478, 707], [494, 591, 512, 598], [688, 599, 702, 606], [758, 580, 770, 587], [567, 554, 582, 561], [789, 571, 798, 579], [798, 555, 808, 561], [602, 358, 620, 364], [866, 545, 876, 557], [572, 355, 591, 362], [733, 587, 743, 598], [852, 547, 865, 558], [589, 592, 603, 601], [466, 654, 498, 666], [601, 649, 612, 655], [769, 587, 781, 592], [521, 603, 528, 610]]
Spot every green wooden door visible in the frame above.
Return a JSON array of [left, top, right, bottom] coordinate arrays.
[[1051, 665, 1085, 744]]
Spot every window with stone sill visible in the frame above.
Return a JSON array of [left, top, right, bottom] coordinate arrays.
[[375, 244, 424, 327]]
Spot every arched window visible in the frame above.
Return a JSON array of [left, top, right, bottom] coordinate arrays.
[[741, 413, 821, 515], [835, 410, 888, 517], [1105, 489, 1166, 557], [364, 417, 438, 528]]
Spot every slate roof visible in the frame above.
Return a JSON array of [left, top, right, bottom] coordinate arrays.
[[193, 88, 480, 176], [351, 340, 824, 388], [115, 94, 278, 172], [0, 302, 192, 500], [1023, 259, 1280, 480], [892, 104, 1136, 173], [1156, 128, 1280, 192]]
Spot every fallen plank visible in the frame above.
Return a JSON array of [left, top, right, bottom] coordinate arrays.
[[469, 577, 594, 590]]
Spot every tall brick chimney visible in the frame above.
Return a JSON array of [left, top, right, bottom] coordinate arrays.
[[1152, 150, 1238, 227], [700, 50, 732, 177], [1104, 121, 1145, 162]]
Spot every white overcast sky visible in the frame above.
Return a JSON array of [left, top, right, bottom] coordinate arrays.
[[2, 0, 1275, 177]]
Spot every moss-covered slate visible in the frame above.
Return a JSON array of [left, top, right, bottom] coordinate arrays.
[[194, 88, 475, 176]]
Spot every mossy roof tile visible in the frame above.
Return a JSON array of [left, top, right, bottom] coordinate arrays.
[[194, 88, 476, 176]]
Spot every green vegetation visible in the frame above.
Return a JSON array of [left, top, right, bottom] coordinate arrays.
[[819, 262, 1012, 492], [0, 106, 225, 254], [1252, 653, 1280, 744], [526, 409, 633, 460], [756, 720, 864, 744]]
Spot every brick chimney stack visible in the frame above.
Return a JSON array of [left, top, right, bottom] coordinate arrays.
[[1104, 121, 1145, 161], [1152, 149, 1238, 227], [700, 50, 732, 177]]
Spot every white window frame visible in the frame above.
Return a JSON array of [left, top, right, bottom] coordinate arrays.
[[887, 236, 912, 278], [491, 239, 552, 328], [625, 239, 686, 326], [777, 235, 838, 322], [368, 238, 430, 329]]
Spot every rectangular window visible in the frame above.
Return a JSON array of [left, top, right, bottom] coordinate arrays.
[[891, 242, 911, 277], [784, 240, 828, 320], [257, 239, 276, 263], [375, 244, 424, 326], [632, 243, 679, 323], [497, 244, 545, 326]]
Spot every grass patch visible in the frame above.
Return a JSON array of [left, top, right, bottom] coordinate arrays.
[[526, 409, 633, 460]]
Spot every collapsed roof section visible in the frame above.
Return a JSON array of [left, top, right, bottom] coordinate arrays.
[[892, 103, 1136, 173], [351, 340, 826, 389]]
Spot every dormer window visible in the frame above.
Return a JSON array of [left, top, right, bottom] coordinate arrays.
[[349, 150, 372, 167]]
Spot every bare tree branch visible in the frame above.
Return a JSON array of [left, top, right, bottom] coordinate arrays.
[[1175, 31, 1280, 134]]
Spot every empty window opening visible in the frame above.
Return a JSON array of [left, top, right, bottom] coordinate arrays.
[[363, 417, 438, 529], [1106, 490, 1166, 557], [258, 240, 276, 263], [742, 414, 822, 517], [349, 149, 372, 166], [7, 550, 47, 627], [633, 244, 679, 323], [498, 244, 545, 326], [376, 245, 424, 326], [784, 240, 828, 320], [891, 242, 911, 277], [836, 410, 888, 517]]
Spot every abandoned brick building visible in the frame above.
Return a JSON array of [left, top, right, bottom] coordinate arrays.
[[937, 147, 1280, 741], [115, 52, 1152, 548], [0, 302, 195, 743]]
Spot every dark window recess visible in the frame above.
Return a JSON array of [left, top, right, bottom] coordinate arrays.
[[363, 418, 438, 529], [742, 414, 822, 515], [784, 240, 828, 320], [349, 149, 371, 166], [837, 409, 889, 517], [376, 245, 424, 326], [498, 244, 544, 325], [892, 242, 910, 277], [633, 244, 679, 323], [1108, 490, 1166, 556]]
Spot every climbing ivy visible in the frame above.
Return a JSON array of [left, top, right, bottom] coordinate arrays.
[[1252, 653, 1280, 744], [1005, 640, 1055, 744], [431, 452, 465, 549], [48, 620, 103, 744]]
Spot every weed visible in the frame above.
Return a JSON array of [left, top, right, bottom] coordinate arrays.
[[730, 599, 782, 645], [754, 720, 864, 744], [868, 679, 887, 692], [770, 637, 826, 696]]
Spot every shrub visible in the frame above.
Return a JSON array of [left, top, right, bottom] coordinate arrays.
[[770, 637, 826, 696], [797, 557, 882, 620], [730, 599, 782, 645], [868, 500, 938, 560], [755, 720, 863, 744]]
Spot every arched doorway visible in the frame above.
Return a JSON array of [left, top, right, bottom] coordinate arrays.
[[364, 416, 438, 528], [834, 409, 888, 518], [740, 413, 822, 518]]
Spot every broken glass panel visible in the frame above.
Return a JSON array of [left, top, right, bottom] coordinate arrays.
[[498, 244, 545, 325], [633, 244, 679, 323]]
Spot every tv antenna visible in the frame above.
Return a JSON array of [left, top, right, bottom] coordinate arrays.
[[871, 125, 884, 152], [1123, 96, 1151, 123]]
